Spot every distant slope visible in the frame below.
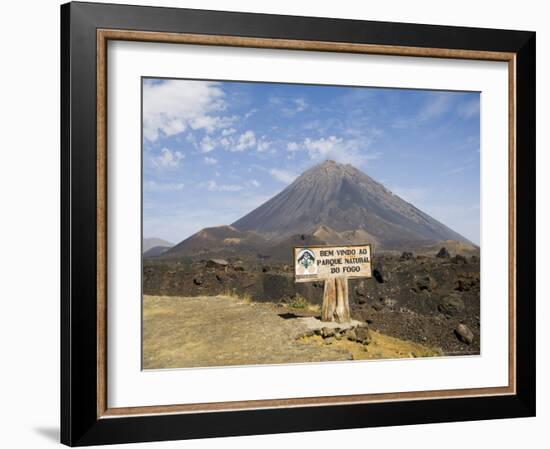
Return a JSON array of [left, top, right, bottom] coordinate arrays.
[[416, 240, 480, 257], [162, 225, 267, 259], [311, 225, 380, 249], [143, 237, 174, 253], [144, 245, 172, 258]]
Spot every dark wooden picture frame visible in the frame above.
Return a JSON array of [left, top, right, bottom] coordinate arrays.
[[61, 2, 536, 446]]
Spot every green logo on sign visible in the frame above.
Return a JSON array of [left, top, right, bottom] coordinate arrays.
[[297, 249, 315, 269]]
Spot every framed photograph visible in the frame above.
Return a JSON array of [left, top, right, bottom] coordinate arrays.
[[61, 1, 536, 446]]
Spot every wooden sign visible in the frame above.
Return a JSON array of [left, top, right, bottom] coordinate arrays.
[[294, 244, 372, 283], [294, 244, 372, 323]]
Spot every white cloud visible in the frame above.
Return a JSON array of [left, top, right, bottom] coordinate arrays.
[[143, 80, 230, 141], [199, 135, 216, 153], [257, 138, 271, 153], [287, 141, 299, 152], [190, 115, 221, 133], [270, 96, 308, 116], [221, 127, 236, 136], [144, 180, 184, 192], [270, 168, 297, 184], [244, 109, 257, 120], [304, 136, 341, 158], [151, 148, 184, 168], [205, 180, 243, 192], [249, 179, 260, 187], [303, 136, 380, 166], [203, 157, 218, 165], [233, 130, 256, 152]]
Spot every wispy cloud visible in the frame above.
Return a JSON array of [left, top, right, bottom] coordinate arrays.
[[199, 136, 216, 153], [302, 136, 381, 166], [270, 96, 309, 116], [443, 166, 466, 175], [144, 180, 185, 192], [205, 180, 243, 192], [244, 108, 257, 120], [457, 98, 480, 119], [257, 138, 271, 153], [270, 168, 297, 184], [203, 157, 218, 165], [293, 98, 308, 112], [222, 127, 236, 136], [418, 94, 452, 121], [287, 141, 299, 152], [233, 130, 256, 151], [392, 93, 452, 129], [388, 186, 429, 203], [151, 148, 184, 169]]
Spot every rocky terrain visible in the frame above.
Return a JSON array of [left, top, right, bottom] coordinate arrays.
[[144, 248, 480, 356]]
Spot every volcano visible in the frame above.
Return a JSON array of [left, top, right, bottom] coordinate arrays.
[[233, 160, 471, 248], [163, 160, 475, 260]]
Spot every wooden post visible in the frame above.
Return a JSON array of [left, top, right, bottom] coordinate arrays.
[[322, 278, 336, 322], [335, 277, 351, 322], [322, 277, 351, 323]]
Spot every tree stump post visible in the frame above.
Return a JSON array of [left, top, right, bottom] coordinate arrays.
[[321, 277, 351, 323]]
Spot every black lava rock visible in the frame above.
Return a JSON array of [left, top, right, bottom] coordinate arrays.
[[415, 275, 437, 292], [373, 263, 390, 283], [436, 247, 450, 258], [451, 255, 467, 264], [193, 276, 203, 286], [438, 294, 465, 318]]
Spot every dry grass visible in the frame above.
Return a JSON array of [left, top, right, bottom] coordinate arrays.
[[218, 290, 253, 304], [285, 294, 321, 313], [299, 331, 441, 361], [219, 290, 320, 313], [143, 295, 439, 369], [143, 295, 351, 369]]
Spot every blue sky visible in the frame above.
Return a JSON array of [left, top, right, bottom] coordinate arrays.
[[142, 78, 480, 245]]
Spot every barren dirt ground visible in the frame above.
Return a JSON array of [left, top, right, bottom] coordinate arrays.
[[143, 295, 440, 369]]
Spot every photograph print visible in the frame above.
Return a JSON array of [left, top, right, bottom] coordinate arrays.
[[142, 78, 480, 370]]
